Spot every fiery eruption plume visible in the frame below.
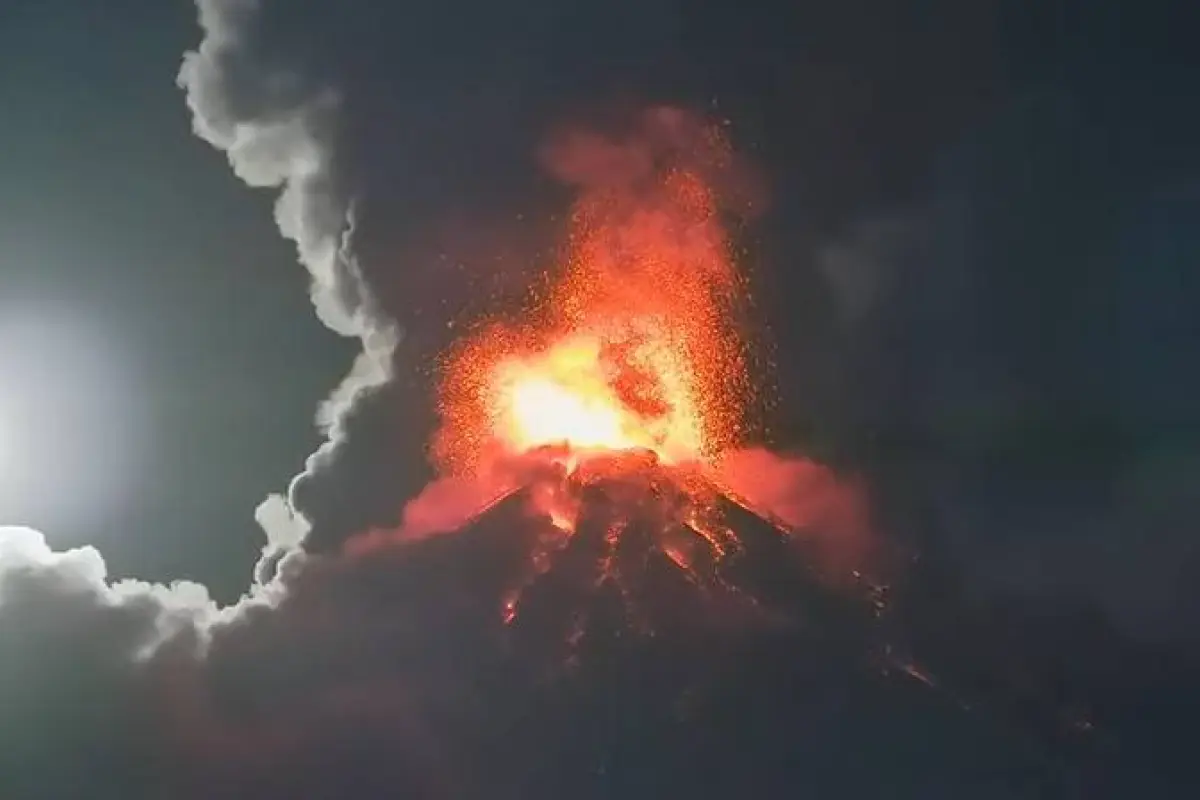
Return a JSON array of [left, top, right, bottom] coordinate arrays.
[[377, 110, 872, 642], [435, 116, 752, 479]]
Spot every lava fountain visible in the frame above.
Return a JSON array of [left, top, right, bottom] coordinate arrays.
[[434, 119, 753, 482]]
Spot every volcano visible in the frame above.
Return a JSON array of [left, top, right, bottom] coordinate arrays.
[[395, 453, 1104, 799], [454, 452, 885, 662], [369, 114, 1095, 796], [394, 456, 1079, 799]]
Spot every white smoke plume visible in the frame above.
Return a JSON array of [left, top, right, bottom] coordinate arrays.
[[179, 0, 400, 561], [179, 0, 373, 339]]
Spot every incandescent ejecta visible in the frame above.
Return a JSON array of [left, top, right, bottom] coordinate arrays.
[[362, 109, 881, 650]]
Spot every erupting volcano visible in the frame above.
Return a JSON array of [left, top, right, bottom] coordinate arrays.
[[373, 110, 884, 650]]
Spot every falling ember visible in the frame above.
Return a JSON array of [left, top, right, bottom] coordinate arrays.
[[405, 112, 773, 641], [434, 124, 753, 482]]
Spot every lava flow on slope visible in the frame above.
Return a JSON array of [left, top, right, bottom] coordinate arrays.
[[433, 118, 754, 479]]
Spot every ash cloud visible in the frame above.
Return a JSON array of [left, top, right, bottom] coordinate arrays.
[[0, 527, 215, 798], [0, 523, 522, 798], [179, 0, 401, 561], [823, 89, 1200, 643]]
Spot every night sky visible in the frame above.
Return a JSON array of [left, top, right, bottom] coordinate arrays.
[[1, 1, 1199, 798]]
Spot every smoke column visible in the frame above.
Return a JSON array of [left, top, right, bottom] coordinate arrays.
[[178, 0, 406, 565], [180, 0, 371, 337]]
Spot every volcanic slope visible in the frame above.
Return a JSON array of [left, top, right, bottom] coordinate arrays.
[[400, 458, 1067, 799]]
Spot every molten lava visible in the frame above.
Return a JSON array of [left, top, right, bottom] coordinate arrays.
[[496, 331, 703, 462], [434, 134, 753, 481]]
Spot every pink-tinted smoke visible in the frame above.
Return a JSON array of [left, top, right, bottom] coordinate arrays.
[[716, 447, 876, 575]]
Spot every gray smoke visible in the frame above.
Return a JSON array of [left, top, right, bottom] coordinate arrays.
[[179, 0, 400, 563], [179, 0, 376, 338], [0, 519, 506, 798], [0, 10, 394, 786], [0, 527, 216, 797]]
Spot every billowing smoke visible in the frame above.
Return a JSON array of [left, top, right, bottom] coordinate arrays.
[[0, 527, 215, 797], [178, 0, 401, 565], [0, 524, 537, 798], [179, 0, 373, 339], [0, 1, 408, 793]]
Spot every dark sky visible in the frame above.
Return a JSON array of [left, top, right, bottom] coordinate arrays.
[[1, 0, 1199, 797]]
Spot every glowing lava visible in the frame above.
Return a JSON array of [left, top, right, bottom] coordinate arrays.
[[494, 331, 703, 462], [433, 121, 755, 481]]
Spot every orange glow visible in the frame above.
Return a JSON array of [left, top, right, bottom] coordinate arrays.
[[433, 128, 754, 480], [494, 332, 704, 462]]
